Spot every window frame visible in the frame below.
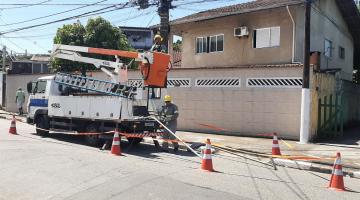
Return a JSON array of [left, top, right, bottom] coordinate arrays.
[[253, 26, 281, 49], [195, 37, 207, 54], [339, 46, 345, 59], [209, 34, 224, 53], [324, 39, 333, 58]]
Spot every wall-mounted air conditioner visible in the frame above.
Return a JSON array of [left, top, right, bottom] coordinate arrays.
[[234, 26, 249, 37]]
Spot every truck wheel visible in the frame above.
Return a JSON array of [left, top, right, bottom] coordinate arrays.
[[36, 116, 50, 137], [127, 137, 143, 145], [85, 123, 100, 146]]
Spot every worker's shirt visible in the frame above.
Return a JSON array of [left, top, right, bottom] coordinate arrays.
[[16, 90, 25, 103], [150, 44, 167, 53], [159, 103, 179, 123]]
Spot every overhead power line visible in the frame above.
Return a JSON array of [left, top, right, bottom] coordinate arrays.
[[0, 2, 133, 36], [0, 0, 232, 36], [0, 0, 52, 10], [0, 0, 109, 27], [0, 3, 118, 7]]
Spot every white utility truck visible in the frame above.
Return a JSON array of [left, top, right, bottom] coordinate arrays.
[[26, 44, 170, 145]]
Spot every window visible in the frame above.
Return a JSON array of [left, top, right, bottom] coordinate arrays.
[[253, 27, 280, 48], [324, 39, 332, 58], [196, 34, 223, 53], [196, 37, 207, 53], [209, 34, 224, 52], [339, 46, 345, 59], [34, 81, 47, 93]]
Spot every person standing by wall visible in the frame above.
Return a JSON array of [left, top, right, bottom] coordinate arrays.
[[15, 87, 25, 115], [158, 95, 179, 152]]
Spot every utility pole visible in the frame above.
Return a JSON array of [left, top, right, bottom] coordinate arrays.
[[158, 0, 172, 53], [1, 45, 5, 72], [299, 0, 311, 144]]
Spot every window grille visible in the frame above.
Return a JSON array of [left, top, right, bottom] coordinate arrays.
[[246, 77, 302, 88], [195, 78, 240, 87], [167, 78, 191, 87], [127, 79, 143, 88]]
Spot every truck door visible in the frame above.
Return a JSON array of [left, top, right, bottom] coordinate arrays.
[[27, 80, 49, 117]]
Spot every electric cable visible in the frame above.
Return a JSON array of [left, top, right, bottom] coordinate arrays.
[[0, 0, 109, 27], [0, 0, 52, 10]]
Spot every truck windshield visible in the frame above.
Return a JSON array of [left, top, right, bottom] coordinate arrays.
[[34, 81, 47, 93]]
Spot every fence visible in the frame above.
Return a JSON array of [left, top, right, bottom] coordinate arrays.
[[317, 94, 344, 139]]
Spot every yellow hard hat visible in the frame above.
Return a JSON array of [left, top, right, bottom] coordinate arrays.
[[164, 95, 172, 102], [154, 34, 163, 41]]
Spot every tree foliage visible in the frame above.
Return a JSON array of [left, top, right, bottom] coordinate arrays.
[[173, 39, 182, 51], [52, 17, 133, 72]]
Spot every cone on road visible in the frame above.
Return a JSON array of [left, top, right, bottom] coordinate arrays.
[[9, 115, 17, 135], [201, 139, 214, 172], [272, 132, 281, 156], [111, 129, 122, 156], [328, 152, 345, 191]]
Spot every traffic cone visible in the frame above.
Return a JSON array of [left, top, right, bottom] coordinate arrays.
[[111, 129, 122, 156], [201, 139, 214, 172], [9, 115, 17, 135], [328, 152, 345, 191], [272, 132, 281, 156]]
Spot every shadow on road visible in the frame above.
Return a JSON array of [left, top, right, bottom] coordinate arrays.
[[32, 132, 196, 159]]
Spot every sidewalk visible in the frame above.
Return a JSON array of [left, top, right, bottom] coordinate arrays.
[[173, 131, 360, 168]]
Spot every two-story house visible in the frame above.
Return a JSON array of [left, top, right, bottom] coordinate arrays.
[[152, 0, 360, 140]]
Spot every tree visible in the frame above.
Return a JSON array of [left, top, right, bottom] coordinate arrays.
[[173, 39, 182, 51], [52, 17, 133, 73], [52, 23, 86, 72]]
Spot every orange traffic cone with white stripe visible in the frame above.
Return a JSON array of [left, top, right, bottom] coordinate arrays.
[[111, 129, 122, 156], [9, 115, 17, 135], [328, 152, 345, 191], [201, 139, 214, 172], [272, 132, 281, 156]]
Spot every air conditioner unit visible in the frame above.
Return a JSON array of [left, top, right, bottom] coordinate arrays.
[[234, 26, 249, 37]]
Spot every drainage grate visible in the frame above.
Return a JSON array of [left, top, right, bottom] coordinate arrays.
[[167, 78, 191, 87], [246, 77, 302, 88], [195, 78, 241, 87]]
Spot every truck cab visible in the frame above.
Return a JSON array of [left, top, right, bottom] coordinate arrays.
[[26, 76, 57, 125]]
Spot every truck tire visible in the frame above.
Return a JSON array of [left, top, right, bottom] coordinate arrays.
[[35, 116, 50, 137], [84, 123, 100, 146], [126, 137, 143, 145]]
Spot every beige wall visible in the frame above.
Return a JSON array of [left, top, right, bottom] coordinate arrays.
[[121, 67, 302, 140], [171, 7, 294, 68], [295, 0, 354, 81]]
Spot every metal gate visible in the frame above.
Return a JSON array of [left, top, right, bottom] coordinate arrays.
[[317, 94, 344, 138]]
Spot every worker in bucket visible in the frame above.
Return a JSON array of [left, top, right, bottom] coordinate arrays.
[[15, 87, 26, 115], [150, 34, 167, 53], [158, 95, 179, 152]]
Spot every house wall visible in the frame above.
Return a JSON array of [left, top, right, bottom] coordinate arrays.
[[171, 7, 294, 68], [294, 0, 354, 81]]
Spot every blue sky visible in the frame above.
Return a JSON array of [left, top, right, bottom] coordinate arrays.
[[0, 0, 250, 54]]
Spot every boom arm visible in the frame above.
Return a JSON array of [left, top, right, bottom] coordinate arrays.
[[51, 44, 170, 88]]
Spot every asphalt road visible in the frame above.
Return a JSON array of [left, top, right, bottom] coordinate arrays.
[[0, 118, 359, 200]]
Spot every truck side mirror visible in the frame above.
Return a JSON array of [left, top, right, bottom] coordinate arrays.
[[27, 82, 32, 94]]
